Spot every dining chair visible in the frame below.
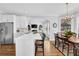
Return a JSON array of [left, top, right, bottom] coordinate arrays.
[[68, 35, 77, 56], [74, 45, 79, 56], [62, 35, 76, 56], [62, 38, 70, 56], [54, 33, 59, 47]]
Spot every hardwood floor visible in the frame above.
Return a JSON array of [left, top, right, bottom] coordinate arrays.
[[0, 44, 15, 56], [0, 40, 63, 56], [36, 40, 64, 56]]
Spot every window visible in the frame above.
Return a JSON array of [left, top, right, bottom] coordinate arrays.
[[61, 19, 71, 31]]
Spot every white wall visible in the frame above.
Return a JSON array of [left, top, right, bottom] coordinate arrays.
[[29, 17, 43, 25], [70, 14, 79, 37], [71, 16, 76, 33], [75, 15, 79, 37], [49, 17, 60, 41]]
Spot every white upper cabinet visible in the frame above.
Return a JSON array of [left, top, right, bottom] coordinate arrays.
[[16, 16, 28, 29], [0, 15, 15, 22], [0, 15, 7, 22]]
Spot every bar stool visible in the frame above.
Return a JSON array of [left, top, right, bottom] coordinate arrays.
[[35, 40, 44, 56], [35, 33, 46, 56]]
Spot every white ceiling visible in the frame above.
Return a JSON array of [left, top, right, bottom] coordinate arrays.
[[0, 3, 79, 16]]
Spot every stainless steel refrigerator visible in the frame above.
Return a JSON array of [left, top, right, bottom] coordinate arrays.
[[0, 22, 14, 44]]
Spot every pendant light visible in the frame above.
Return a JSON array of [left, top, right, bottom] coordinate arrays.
[[63, 3, 72, 21]]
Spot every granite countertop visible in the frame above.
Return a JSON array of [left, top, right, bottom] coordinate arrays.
[[14, 31, 33, 38], [14, 32, 26, 38]]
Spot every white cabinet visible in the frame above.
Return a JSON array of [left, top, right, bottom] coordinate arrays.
[[16, 33, 35, 56], [3, 15, 14, 22], [0, 16, 1, 22], [16, 16, 27, 29], [0, 15, 15, 23], [0, 15, 7, 22]]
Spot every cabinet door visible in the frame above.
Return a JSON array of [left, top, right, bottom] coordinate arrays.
[[1, 15, 7, 22], [0, 15, 2, 23], [4, 22, 14, 44], [7, 17, 14, 22], [0, 23, 5, 44], [0, 15, 14, 22], [0, 17, 7, 22]]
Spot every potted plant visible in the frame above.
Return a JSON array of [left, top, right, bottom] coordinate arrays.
[[64, 30, 75, 38]]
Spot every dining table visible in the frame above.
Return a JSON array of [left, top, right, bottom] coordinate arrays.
[[57, 34, 79, 56]]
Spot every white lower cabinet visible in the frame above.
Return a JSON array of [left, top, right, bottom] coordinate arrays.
[[16, 33, 35, 56]]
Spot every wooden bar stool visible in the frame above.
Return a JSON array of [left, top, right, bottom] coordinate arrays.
[[35, 40, 44, 56]]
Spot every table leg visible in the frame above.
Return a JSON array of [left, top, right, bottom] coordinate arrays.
[[67, 44, 69, 56]]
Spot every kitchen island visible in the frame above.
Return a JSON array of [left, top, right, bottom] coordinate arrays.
[[15, 32, 42, 56]]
